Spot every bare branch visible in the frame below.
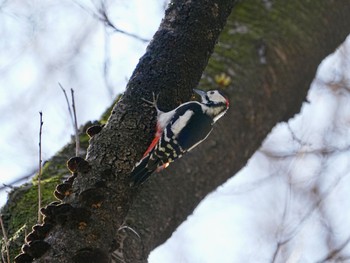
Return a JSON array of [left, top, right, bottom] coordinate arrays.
[[275, 167, 347, 250], [59, 84, 80, 156], [316, 235, 350, 263], [37, 112, 43, 224], [59, 83, 75, 131], [1, 250, 5, 263], [73, 0, 150, 42], [99, 9, 149, 43], [0, 169, 37, 192], [103, 29, 114, 98], [70, 89, 80, 156], [0, 214, 10, 263]]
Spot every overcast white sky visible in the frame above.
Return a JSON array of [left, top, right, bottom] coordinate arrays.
[[1, 1, 350, 262], [0, 0, 163, 205]]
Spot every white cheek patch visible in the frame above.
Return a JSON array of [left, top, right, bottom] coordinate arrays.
[[171, 110, 194, 135], [207, 91, 226, 104]]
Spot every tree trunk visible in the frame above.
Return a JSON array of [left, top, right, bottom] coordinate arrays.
[[116, 1, 350, 262], [27, 0, 235, 262], [4, 1, 350, 263]]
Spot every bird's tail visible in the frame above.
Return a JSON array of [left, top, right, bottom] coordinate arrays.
[[130, 153, 160, 186]]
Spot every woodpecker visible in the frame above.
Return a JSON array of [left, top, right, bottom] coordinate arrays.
[[130, 88, 229, 185]]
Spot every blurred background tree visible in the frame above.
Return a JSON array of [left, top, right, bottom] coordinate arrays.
[[1, 0, 350, 262]]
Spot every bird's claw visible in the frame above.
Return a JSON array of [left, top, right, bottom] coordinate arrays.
[[141, 92, 159, 109]]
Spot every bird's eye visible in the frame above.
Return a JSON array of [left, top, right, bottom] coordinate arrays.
[[210, 91, 214, 95]]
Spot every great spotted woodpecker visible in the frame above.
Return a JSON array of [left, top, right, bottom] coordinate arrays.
[[130, 89, 229, 185]]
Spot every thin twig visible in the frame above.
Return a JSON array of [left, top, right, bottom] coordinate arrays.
[[0, 169, 37, 192], [37, 112, 43, 224], [59, 84, 80, 156], [103, 28, 114, 98], [316, 235, 350, 263], [0, 214, 10, 263], [98, 0, 150, 42], [59, 83, 75, 129], [71, 89, 80, 156], [72, 0, 150, 43], [275, 165, 347, 248], [100, 10, 149, 42], [1, 250, 5, 263], [1, 184, 14, 190]]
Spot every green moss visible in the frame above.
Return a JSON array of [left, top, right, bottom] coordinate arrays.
[[32, 161, 68, 182], [100, 93, 123, 124], [8, 176, 60, 232], [6, 224, 28, 260], [80, 132, 90, 145], [1, 175, 61, 260], [201, 0, 327, 90]]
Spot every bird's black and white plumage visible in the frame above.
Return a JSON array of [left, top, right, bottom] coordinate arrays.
[[130, 89, 229, 185]]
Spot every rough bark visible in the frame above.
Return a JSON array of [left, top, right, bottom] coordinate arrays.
[[29, 0, 236, 262], [4, 0, 350, 263], [117, 1, 350, 262]]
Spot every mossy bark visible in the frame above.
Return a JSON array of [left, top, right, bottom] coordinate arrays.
[[119, 1, 350, 261], [2, 0, 236, 262], [2, 0, 350, 262], [0, 122, 94, 260]]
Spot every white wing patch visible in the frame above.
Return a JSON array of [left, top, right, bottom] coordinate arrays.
[[171, 110, 194, 136]]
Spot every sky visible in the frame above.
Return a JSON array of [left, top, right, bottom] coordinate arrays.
[[0, 0, 164, 205], [1, 1, 350, 262]]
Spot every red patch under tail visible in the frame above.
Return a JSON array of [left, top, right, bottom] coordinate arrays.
[[142, 125, 162, 158]]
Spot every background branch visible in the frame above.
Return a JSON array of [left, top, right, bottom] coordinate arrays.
[[70, 89, 80, 156], [0, 214, 10, 263], [37, 112, 43, 224]]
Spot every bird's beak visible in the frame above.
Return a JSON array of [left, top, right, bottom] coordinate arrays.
[[193, 89, 206, 98]]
